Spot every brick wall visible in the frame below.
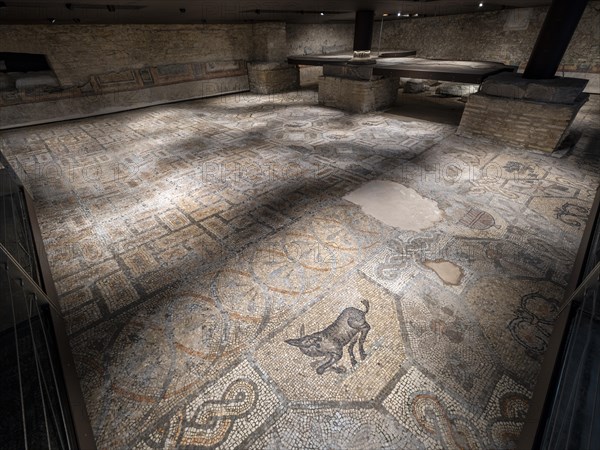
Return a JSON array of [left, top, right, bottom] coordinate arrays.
[[457, 93, 586, 152]]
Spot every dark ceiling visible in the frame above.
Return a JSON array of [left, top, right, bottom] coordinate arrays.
[[0, 0, 554, 24]]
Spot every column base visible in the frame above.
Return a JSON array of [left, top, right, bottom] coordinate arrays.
[[318, 64, 398, 113], [247, 62, 299, 95], [318, 76, 399, 113], [348, 50, 377, 65], [457, 73, 589, 153]]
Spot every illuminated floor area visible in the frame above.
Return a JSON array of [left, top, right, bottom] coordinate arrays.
[[1, 91, 599, 449]]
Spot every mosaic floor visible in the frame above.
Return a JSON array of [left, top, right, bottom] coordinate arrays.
[[1, 90, 599, 449]]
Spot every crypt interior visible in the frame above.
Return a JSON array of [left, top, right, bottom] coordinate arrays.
[[1, 1, 600, 449]]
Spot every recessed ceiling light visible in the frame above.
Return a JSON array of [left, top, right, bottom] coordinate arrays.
[[397, 12, 401, 17], [479, 2, 484, 7], [320, 12, 324, 16]]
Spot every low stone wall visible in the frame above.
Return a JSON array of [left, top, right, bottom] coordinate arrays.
[[0, 75, 248, 129], [457, 92, 588, 152], [318, 76, 399, 113]]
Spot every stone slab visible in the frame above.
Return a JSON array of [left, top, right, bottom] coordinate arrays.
[[374, 57, 516, 84], [14, 71, 60, 90], [291, 55, 515, 84], [480, 72, 588, 104], [403, 80, 427, 93], [287, 49, 416, 66], [436, 83, 479, 97], [343, 180, 442, 231]]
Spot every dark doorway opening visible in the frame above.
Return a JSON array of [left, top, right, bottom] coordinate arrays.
[[0, 52, 51, 72]]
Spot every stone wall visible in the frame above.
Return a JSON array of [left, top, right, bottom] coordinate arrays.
[[2, 4, 598, 127], [0, 23, 291, 127], [379, 2, 600, 75], [0, 24, 255, 88], [286, 23, 354, 56], [252, 23, 288, 62]]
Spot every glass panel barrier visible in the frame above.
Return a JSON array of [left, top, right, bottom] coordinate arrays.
[[0, 155, 94, 449]]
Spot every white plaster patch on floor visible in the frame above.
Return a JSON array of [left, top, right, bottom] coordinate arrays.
[[424, 259, 464, 285], [343, 180, 443, 231]]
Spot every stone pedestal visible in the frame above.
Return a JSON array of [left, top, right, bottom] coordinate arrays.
[[318, 64, 399, 113], [457, 72, 588, 153], [247, 62, 299, 95]]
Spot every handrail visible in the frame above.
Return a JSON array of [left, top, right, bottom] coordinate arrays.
[[1, 242, 60, 312]]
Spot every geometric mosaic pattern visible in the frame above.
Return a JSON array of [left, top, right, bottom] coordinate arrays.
[[1, 90, 598, 449]]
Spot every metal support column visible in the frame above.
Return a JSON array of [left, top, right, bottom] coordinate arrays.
[[353, 10, 375, 52], [523, 0, 589, 79]]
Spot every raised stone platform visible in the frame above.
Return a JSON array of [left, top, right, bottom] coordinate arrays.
[[247, 62, 299, 95], [458, 73, 589, 153], [289, 54, 515, 84]]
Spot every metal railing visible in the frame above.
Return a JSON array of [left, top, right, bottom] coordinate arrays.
[[0, 159, 95, 449], [1, 244, 76, 449]]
